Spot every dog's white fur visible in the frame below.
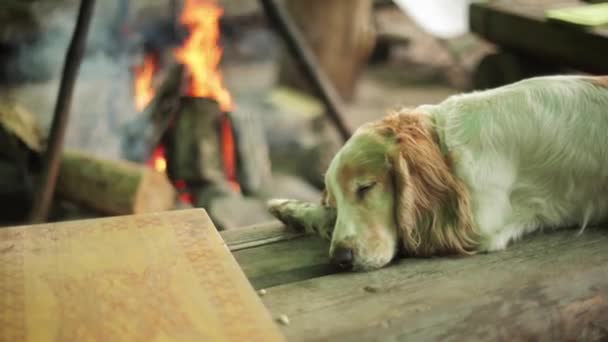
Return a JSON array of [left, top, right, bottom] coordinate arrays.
[[325, 75, 608, 270]]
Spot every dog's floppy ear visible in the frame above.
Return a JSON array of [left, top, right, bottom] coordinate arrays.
[[385, 113, 479, 256], [389, 146, 421, 253]]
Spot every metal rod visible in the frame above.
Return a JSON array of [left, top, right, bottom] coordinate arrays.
[[28, 0, 97, 223], [259, 0, 352, 141]]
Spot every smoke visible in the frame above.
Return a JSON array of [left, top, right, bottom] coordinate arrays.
[[11, 1, 141, 160]]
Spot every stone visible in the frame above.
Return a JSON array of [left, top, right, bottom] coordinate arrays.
[[261, 87, 341, 189], [229, 108, 272, 195], [277, 314, 290, 326], [194, 181, 240, 210], [208, 196, 275, 230], [259, 173, 322, 203]]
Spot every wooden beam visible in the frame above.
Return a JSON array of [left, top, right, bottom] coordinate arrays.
[[260, 228, 608, 341], [470, 1, 608, 74], [278, 0, 375, 101], [259, 0, 353, 141], [29, 0, 96, 223]]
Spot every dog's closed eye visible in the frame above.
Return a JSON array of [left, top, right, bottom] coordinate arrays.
[[356, 182, 377, 200]]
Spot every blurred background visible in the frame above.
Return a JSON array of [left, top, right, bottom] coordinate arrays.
[[0, 0, 606, 228]]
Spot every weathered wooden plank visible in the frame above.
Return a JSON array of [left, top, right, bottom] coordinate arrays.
[[261, 228, 608, 341], [221, 220, 305, 251], [221, 221, 333, 289], [231, 234, 331, 289], [470, 1, 608, 74]]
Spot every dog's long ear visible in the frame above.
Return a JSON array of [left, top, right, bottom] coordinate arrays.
[[390, 147, 421, 254], [386, 113, 479, 256]]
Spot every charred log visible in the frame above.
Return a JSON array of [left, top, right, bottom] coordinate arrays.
[[167, 96, 225, 184]]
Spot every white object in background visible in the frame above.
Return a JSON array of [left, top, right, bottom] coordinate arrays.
[[393, 0, 472, 39]]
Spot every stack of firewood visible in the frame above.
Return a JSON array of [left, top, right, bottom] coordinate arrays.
[[0, 95, 176, 225]]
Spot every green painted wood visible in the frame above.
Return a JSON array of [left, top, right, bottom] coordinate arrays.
[[470, 1, 608, 73], [261, 228, 608, 341]]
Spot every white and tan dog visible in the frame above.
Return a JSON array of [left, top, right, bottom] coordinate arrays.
[[309, 75, 608, 271]]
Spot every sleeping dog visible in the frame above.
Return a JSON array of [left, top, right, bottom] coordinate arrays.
[[269, 75, 608, 271]]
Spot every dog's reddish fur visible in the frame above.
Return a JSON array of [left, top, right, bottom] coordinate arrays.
[[585, 76, 608, 88], [370, 110, 479, 256]]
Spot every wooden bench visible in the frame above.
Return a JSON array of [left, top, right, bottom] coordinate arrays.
[[469, 0, 608, 89], [222, 222, 608, 341]]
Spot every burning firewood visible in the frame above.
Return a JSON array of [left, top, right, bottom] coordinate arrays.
[[126, 0, 244, 193], [56, 150, 176, 216], [267, 198, 336, 240], [168, 97, 226, 184], [122, 63, 185, 163]]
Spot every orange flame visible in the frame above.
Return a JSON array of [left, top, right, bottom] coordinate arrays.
[[137, 0, 238, 192], [220, 114, 240, 191], [134, 55, 157, 111], [174, 0, 234, 112], [176, 0, 239, 191], [148, 145, 167, 173]]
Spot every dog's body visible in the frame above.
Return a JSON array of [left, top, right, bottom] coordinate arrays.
[[423, 75, 608, 251], [323, 75, 608, 271]]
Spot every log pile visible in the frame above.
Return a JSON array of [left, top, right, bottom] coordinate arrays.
[[0, 96, 176, 224], [57, 150, 175, 216], [122, 63, 185, 163]]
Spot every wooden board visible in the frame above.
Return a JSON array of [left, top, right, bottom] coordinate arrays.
[[0, 209, 284, 342], [470, 0, 608, 74], [222, 221, 305, 251], [259, 228, 608, 341], [233, 235, 333, 290], [221, 221, 332, 289]]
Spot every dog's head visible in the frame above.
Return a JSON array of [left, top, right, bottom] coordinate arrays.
[[324, 110, 478, 271]]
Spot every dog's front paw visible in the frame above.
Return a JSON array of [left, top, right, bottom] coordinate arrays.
[[267, 198, 336, 240], [267, 198, 308, 232]]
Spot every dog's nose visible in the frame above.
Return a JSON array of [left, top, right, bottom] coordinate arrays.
[[331, 246, 354, 270]]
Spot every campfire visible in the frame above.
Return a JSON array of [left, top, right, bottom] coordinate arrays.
[[0, 0, 342, 228], [133, 0, 241, 205], [174, 0, 233, 111], [134, 55, 158, 112]]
